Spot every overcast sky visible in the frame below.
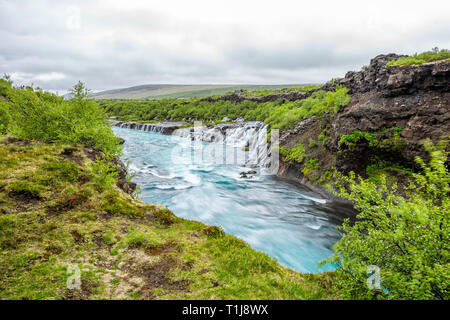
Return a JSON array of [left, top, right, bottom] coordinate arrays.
[[1, 0, 449, 94]]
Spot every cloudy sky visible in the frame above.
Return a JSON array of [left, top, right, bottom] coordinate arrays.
[[1, 0, 449, 94]]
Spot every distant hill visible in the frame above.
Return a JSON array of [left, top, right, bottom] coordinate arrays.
[[91, 84, 311, 100]]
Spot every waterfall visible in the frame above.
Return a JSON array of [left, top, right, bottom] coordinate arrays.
[[173, 121, 271, 169], [111, 119, 274, 169]]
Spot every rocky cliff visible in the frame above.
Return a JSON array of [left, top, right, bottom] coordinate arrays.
[[278, 54, 450, 189]]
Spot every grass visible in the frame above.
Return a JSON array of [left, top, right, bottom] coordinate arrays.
[[0, 137, 336, 300], [386, 49, 450, 66]]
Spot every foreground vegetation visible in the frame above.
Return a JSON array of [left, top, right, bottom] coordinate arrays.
[[1, 70, 448, 299], [324, 140, 449, 299], [0, 79, 334, 299], [0, 138, 334, 299]]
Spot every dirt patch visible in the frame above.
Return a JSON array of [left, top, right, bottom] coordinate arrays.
[[141, 256, 189, 291], [5, 137, 37, 146], [42, 245, 63, 260], [60, 147, 83, 164], [8, 190, 41, 202], [83, 148, 103, 162], [64, 279, 98, 300], [98, 211, 115, 220], [144, 242, 179, 256], [70, 230, 84, 244]]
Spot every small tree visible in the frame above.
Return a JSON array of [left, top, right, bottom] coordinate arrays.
[[70, 81, 91, 100], [324, 139, 449, 300]]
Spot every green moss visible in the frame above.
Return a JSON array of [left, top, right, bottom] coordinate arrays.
[[125, 230, 160, 249], [7, 181, 43, 199], [0, 140, 335, 300], [102, 230, 117, 245], [202, 226, 225, 238], [76, 211, 97, 222], [154, 208, 177, 225], [102, 194, 144, 218]]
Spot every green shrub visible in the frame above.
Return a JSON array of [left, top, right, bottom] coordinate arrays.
[[338, 131, 378, 149], [1, 80, 121, 155], [324, 139, 449, 299], [0, 100, 11, 135], [280, 144, 306, 164], [386, 49, 450, 66]]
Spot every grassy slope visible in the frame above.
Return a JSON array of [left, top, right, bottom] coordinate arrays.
[[93, 85, 308, 100], [0, 137, 335, 300]]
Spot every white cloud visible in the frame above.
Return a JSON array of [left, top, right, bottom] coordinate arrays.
[[1, 0, 449, 92], [35, 72, 66, 82]]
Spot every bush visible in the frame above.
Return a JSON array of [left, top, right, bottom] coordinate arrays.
[[0, 100, 11, 135], [1, 80, 121, 155], [386, 49, 450, 66], [324, 140, 449, 299], [280, 144, 306, 164]]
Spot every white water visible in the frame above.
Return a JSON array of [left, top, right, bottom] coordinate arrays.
[[173, 121, 271, 168], [114, 125, 352, 273]]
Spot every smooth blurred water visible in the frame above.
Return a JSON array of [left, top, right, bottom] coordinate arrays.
[[114, 127, 351, 273]]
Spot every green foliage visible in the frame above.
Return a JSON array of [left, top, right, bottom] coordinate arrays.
[[264, 87, 350, 132], [339, 131, 378, 149], [309, 138, 317, 148], [386, 49, 450, 66], [0, 80, 121, 154], [0, 100, 11, 135], [324, 140, 449, 299], [100, 87, 350, 133], [338, 128, 406, 153], [280, 144, 306, 164], [91, 154, 120, 188]]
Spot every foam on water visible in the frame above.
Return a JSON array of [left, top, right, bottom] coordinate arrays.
[[114, 127, 352, 273]]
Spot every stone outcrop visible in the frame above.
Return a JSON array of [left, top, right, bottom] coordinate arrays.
[[279, 54, 450, 180], [200, 90, 311, 103], [320, 53, 450, 97]]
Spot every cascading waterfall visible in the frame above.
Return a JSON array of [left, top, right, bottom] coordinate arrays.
[[173, 121, 272, 169], [111, 120, 273, 169], [113, 126, 348, 273]]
